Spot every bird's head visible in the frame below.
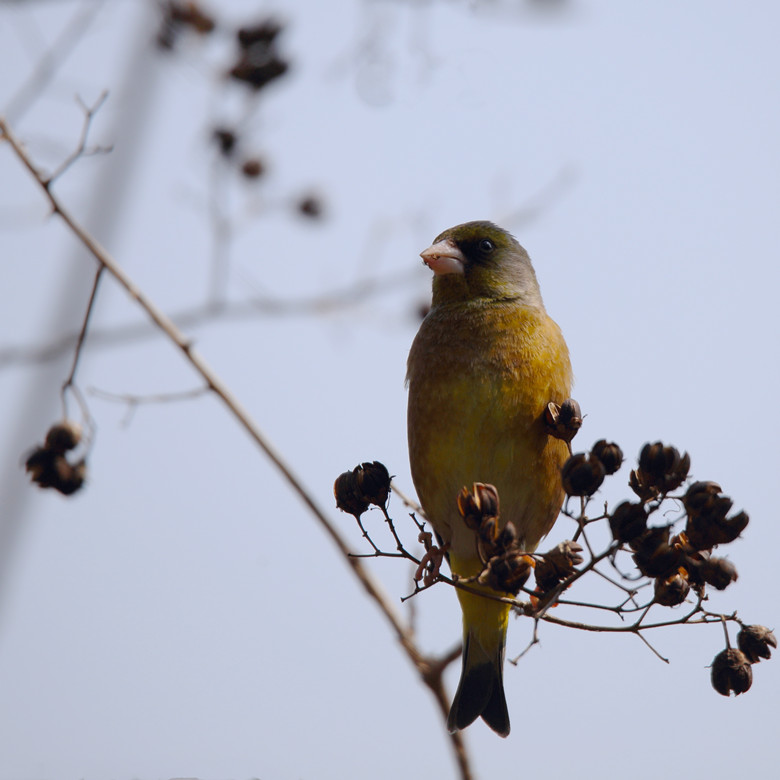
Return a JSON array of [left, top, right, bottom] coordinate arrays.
[[421, 221, 543, 308]]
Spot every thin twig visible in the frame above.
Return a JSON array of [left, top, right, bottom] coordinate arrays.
[[61, 266, 103, 425], [46, 92, 113, 186], [3, 0, 106, 123]]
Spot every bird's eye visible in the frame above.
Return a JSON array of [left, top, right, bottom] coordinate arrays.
[[478, 238, 494, 253]]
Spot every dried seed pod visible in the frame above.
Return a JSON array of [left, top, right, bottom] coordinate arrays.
[[737, 625, 777, 663], [711, 648, 753, 696], [482, 551, 533, 595], [534, 540, 584, 592], [25, 447, 86, 495], [213, 127, 237, 157], [591, 440, 623, 475], [683, 482, 749, 550], [609, 501, 648, 544], [457, 483, 500, 532], [631, 526, 682, 579], [654, 571, 690, 606], [25, 447, 58, 486], [297, 194, 323, 219], [169, 1, 216, 34], [354, 461, 391, 508], [561, 453, 605, 497], [634, 442, 691, 495], [241, 158, 265, 178], [683, 481, 722, 515], [229, 55, 289, 91], [495, 520, 518, 552], [700, 556, 738, 591], [56, 459, 87, 496], [333, 469, 370, 517], [44, 421, 82, 454], [237, 18, 283, 48], [628, 467, 657, 502], [544, 398, 582, 444]]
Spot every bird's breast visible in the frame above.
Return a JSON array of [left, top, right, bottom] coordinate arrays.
[[407, 301, 572, 569]]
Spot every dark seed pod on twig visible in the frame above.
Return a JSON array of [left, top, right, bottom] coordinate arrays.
[[699, 556, 738, 591], [737, 625, 777, 663], [629, 442, 690, 499], [333, 470, 370, 518], [457, 483, 500, 533], [44, 421, 82, 454], [354, 461, 391, 508], [631, 526, 682, 579], [609, 501, 647, 544], [334, 461, 391, 517], [534, 540, 583, 592], [711, 648, 752, 696], [591, 439, 623, 475], [561, 452, 605, 497], [482, 550, 533, 595], [683, 481, 749, 550], [654, 571, 690, 606], [545, 398, 582, 444]]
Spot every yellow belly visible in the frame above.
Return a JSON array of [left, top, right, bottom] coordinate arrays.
[[407, 300, 572, 574]]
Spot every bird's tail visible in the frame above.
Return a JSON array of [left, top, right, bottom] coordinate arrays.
[[447, 587, 511, 737]]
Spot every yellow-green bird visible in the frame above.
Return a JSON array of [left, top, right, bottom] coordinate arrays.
[[406, 221, 572, 737]]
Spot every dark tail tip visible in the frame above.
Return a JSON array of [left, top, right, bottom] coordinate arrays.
[[447, 640, 510, 737]]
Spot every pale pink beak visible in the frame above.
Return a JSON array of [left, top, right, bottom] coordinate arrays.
[[420, 238, 465, 276]]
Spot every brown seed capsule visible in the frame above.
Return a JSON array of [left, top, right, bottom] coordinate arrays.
[[631, 526, 682, 579], [229, 55, 289, 91], [457, 483, 500, 531], [591, 440, 623, 475], [26, 446, 86, 496], [170, 1, 216, 34], [534, 540, 584, 592], [737, 625, 777, 663], [495, 520, 518, 552], [544, 398, 582, 444], [628, 467, 658, 502], [561, 453, 605, 497], [682, 481, 722, 515], [711, 648, 753, 696], [635, 442, 691, 494], [609, 501, 648, 544], [25, 447, 58, 486], [297, 195, 323, 219], [483, 551, 533, 595], [44, 421, 82, 454], [683, 481, 749, 550], [700, 556, 738, 591], [334, 469, 370, 517], [354, 461, 391, 508], [654, 571, 690, 606], [237, 18, 283, 48], [213, 128, 237, 157], [241, 158, 265, 178], [56, 459, 87, 496]]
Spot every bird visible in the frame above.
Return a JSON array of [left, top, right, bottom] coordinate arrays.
[[406, 221, 572, 737]]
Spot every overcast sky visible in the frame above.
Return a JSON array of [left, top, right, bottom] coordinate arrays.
[[1, 2, 779, 779]]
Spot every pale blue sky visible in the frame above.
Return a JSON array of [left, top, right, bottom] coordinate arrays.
[[1, 2, 778, 779]]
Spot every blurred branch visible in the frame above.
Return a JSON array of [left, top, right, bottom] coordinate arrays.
[[3, 0, 106, 123], [0, 271, 420, 371], [88, 384, 210, 426], [0, 115, 475, 780]]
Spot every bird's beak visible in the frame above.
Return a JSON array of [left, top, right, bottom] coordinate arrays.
[[420, 239, 465, 276]]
